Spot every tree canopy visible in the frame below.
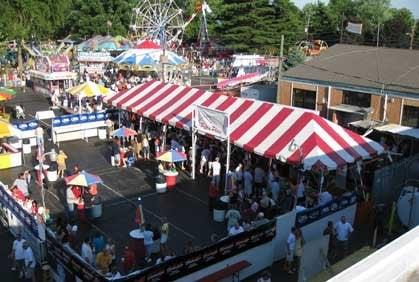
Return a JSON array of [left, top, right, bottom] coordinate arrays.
[[0, 0, 417, 51]]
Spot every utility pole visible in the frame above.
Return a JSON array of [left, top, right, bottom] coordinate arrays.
[[340, 13, 345, 43], [376, 22, 380, 47], [305, 13, 311, 40], [276, 35, 284, 104], [410, 21, 416, 50]]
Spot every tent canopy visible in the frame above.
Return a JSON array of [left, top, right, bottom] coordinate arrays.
[[67, 81, 114, 98], [104, 81, 383, 170], [0, 119, 21, 138]]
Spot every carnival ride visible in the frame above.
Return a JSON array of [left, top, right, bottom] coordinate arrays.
[[130, 0, 212, 50], [296, 40, 328, 56]]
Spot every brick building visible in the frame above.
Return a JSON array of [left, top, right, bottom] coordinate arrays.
[[278, 44, 419, 130]]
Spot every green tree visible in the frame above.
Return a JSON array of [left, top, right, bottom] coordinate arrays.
[[284, 47, 306, 70], [355, 0, 392, 45], [216, 0, 304, 54], [382, 8, 414, 48], [303, 2, 338, 44]]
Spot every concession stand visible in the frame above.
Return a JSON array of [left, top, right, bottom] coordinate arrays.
[[77, 51, 113, 75], [0, 120, 22, 169], [29, 55, 77, 96]]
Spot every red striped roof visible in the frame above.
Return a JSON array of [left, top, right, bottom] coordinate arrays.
[[104, 81, 383, 169]]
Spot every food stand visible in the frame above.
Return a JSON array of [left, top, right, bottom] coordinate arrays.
[[51, 112, 107, 145], [0, 120, 22, 169], [77, 51, 113, 75], [29, 55, 77, 96]]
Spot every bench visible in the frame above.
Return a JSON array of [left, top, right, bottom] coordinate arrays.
[[198, 260, 251, 282]]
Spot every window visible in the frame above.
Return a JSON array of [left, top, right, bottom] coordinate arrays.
[[342, 90, 371, 108], [293, 89, 316, 110], [402, 106, 419, 128]]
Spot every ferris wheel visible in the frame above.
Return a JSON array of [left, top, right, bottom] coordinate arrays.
[[130, 0, 185, 48]]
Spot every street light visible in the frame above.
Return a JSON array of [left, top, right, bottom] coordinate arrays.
[[38, 148, 57, 221]]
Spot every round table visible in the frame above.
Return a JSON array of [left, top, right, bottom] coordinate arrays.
[[164, 171, 178, 190]]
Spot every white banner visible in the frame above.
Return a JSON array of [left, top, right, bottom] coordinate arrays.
[[346, 22, 363, 34], [194, 106, 229, 139]]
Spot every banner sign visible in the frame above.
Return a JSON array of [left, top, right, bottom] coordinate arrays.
[[194, 106, 229, 139], [77, 51, 113, 62], [12, 119, 39, 131], [0, 183, 39, 238], [52, 112, 108, 127], [296, 192, 357, 227], [346, 22, 363, 34], [45, 220, 275, 282]]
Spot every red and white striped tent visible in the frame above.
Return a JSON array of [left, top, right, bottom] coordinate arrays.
[[104, 80, 383, 170]]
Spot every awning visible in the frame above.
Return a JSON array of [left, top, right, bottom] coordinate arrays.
[[217, 73, 267, 89], [374, 124, 419, 139], [104, 81, 383, 170], [329, 104, 371, 115], [29, 70, 77, 81]]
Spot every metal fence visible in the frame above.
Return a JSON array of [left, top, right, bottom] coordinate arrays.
[[371, 155, 419, 206]]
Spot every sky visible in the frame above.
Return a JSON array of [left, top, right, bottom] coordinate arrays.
[[292, 0, 419, 18]]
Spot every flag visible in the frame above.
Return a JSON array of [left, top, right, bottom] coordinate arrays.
[[346, 22, 362, 34]]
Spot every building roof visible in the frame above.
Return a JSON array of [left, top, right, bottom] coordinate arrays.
[[282, 44, 419, 99]]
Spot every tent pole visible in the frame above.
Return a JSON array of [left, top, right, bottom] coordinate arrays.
[[191, 109, 196, 180], [139, 116, 143, 133], [225, 114, 231, 195]]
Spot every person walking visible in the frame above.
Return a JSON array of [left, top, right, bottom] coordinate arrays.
[[56, 150, 68, 178], [335, 216, 354, 259], [142, 135, 150, 160], [323, 221, 337, 261], [160, 219, 169, 255], [22, 242, 36, 282], [10, 233, 25, 276]]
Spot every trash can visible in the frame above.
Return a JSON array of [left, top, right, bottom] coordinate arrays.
[[22, 139, 31, 154], [155, 174, 167, 193], [213, 199, 228, 222], [98, 127, 107, 140], [88, 198, 103, 219]]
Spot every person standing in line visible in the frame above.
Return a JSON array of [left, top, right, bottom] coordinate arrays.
[[10, 233, 26, 276], [294, 227, 305, 273], [81, 238, 94, 265], [323, 220, 337, 261], [56, 150, 68, 178], [209, 157, 221, 187], [225, 204, 241, 231], [142, 135, 150, 160], [35, 125, 44, 146], [235, 163, 244, 190], [243, 166, 253, 197], [286, 227, 296, 274], [335, 216, 354, 259], [160, 219, 169, 255], [22, 242, 36, 282], [13, 173, 29, 197], [143, 224, 154, 263], [208, 179, 219, 212]]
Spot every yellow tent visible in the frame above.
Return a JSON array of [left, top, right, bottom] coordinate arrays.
[[67, 81, 114, 98], [0, 119, 20, 138]]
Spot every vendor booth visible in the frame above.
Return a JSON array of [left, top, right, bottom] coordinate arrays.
[[29, 55, 77, 96], [77, 51, 113, 75], [51, 112, 107, 145], [0, 120, 22, 169], [11, 119, 39, 149]]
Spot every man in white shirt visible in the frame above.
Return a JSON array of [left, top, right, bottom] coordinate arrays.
[[13, 173, 29, 197], [335, 216, 354, 258], [35, 126, 44, 146], [318, 190, 333, 206], [81, 238, 94, 265], [23, 242, 36, 281], [286, 227, 296, 274], [209, 157, 221, 187], [228, 222, 244, 236], [10, 233, 26, 273]]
